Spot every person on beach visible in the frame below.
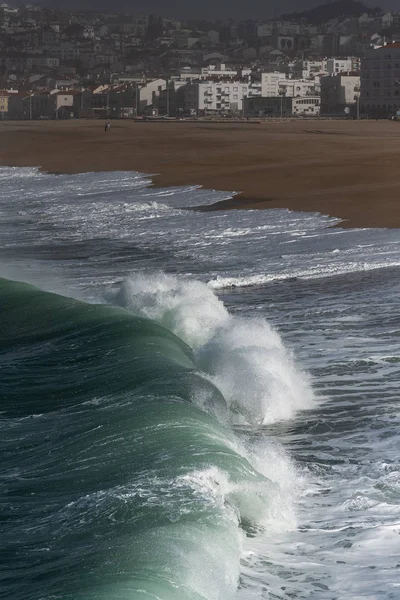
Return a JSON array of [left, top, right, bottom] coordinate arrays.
[[104, 122, 111, 132]]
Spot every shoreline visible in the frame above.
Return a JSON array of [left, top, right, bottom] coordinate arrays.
[[1, 119, 400, 228]]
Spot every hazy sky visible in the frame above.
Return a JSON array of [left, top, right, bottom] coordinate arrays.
[[37, 0, 398, 18]]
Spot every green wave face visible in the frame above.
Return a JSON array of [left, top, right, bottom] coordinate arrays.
[[0, 278, 269, 600]]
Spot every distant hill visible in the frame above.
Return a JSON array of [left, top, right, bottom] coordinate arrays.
[[281, 1, 383, 24]]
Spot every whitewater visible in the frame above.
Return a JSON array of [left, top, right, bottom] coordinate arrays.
[[1, 166, 400, 600]]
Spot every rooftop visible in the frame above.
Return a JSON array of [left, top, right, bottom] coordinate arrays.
[[377, 42, 400, 49]]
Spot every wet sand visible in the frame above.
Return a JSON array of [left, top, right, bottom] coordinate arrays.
[[1, 119, 400, 228]]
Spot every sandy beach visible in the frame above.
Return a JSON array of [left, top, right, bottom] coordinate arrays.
[[1, 118, 400, 228]]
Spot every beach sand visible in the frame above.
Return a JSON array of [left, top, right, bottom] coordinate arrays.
[[1, 119, 399, 228]]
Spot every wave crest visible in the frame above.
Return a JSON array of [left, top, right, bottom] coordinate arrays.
[[114, 272, 314, 425]]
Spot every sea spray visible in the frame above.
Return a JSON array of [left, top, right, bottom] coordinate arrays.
[[113, 272, 314, 425]]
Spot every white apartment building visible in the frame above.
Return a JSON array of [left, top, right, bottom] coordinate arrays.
[[360, 42, 400, 115], [327, 57, 360, 75], [261, 72, 285, 96], [261, 73, 317, 97], [184, 80, 250, 113], [280, 79, 317, 97]]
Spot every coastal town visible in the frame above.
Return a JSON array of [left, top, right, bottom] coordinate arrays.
[[1, 0, 400, 120]]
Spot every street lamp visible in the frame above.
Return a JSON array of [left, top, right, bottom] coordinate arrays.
[[354, 85, 360, 120], [278, 89, 286, 118]]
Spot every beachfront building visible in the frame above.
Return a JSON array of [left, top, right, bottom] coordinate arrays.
[[360, 42, 400, 117], [182, 79, 250, 114], [261, 73, 318, 98], [320, 73, 361, 116], [261, 73, 285, 97], [244, 95, 320, 117], [138, 79, 167, 113]]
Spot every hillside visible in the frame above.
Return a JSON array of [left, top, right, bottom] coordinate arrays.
[[281, 0, 383, 24]]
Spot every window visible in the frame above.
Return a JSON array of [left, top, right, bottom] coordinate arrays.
[[233, 87, 238, 91], [233, 94, 238, 99]]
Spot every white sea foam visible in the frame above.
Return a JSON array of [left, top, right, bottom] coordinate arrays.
[[115, 272, 229, 348], [114, 272, 314, 426], [208, 259, 400, 289]]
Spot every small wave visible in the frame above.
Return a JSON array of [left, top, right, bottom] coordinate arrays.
[[208, 260, 400, 290]]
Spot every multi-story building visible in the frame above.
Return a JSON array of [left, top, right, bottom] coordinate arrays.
[[261, 72, 285, 97], [59, 41, 80, 61], [360, 42, 400, 116], [183, 79, 250, 113], [320, 73, 360, 115], [327, 57, 360, 75], [261, 73, 317, 98], [280, 79, 318, 97]]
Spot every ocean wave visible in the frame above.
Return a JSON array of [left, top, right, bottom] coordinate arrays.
[[0, 274, 311, 599]]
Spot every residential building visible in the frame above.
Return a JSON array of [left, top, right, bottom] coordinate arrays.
[[280, 79, 318, 97], [138, 78, 167, 112], [327, 57, 360, 75], [55, 89, 79, 117], [59, 41, 80, 61], [320, 73, 360, 115], [261, 72, 286, 97], [261, 73, 317, 98], [183, 79, 249, 113], [360, 42, 400, 117]]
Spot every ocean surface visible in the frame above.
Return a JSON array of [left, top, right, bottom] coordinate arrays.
[[1, 166, 400, 600]]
